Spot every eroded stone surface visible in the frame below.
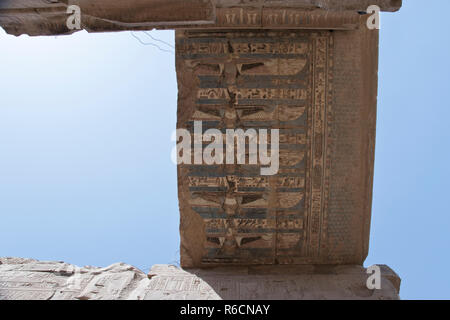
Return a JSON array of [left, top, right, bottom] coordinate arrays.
[[0, 258, 400, 300], [0, 257, 148, 300]]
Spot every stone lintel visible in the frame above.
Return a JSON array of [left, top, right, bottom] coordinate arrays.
[[0, 258, 401, 300], [176, 19, 379, 268], [0, 0, 402, 36]]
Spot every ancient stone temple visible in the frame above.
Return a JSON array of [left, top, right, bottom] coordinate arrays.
[[0, 0, 403, 300]]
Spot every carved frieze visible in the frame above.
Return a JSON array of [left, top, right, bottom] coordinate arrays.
[[177, 30, 333, 266]]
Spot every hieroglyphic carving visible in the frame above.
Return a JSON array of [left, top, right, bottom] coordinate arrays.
[[215, 7, 361, 29], [177, 30, 333, 266]]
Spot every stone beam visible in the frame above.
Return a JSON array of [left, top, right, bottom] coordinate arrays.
[[0, 258, 401, 300], [0, 0, 403, 295], [176, 18, 381, 267], [0, 0, 216, 36], [0, 0, 402, 36]]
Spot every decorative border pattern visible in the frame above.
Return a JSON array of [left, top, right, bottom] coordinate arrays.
[[304, 34, 333, 259]]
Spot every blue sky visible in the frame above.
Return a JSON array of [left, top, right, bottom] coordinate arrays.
[[0, 1, 449, 299]]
